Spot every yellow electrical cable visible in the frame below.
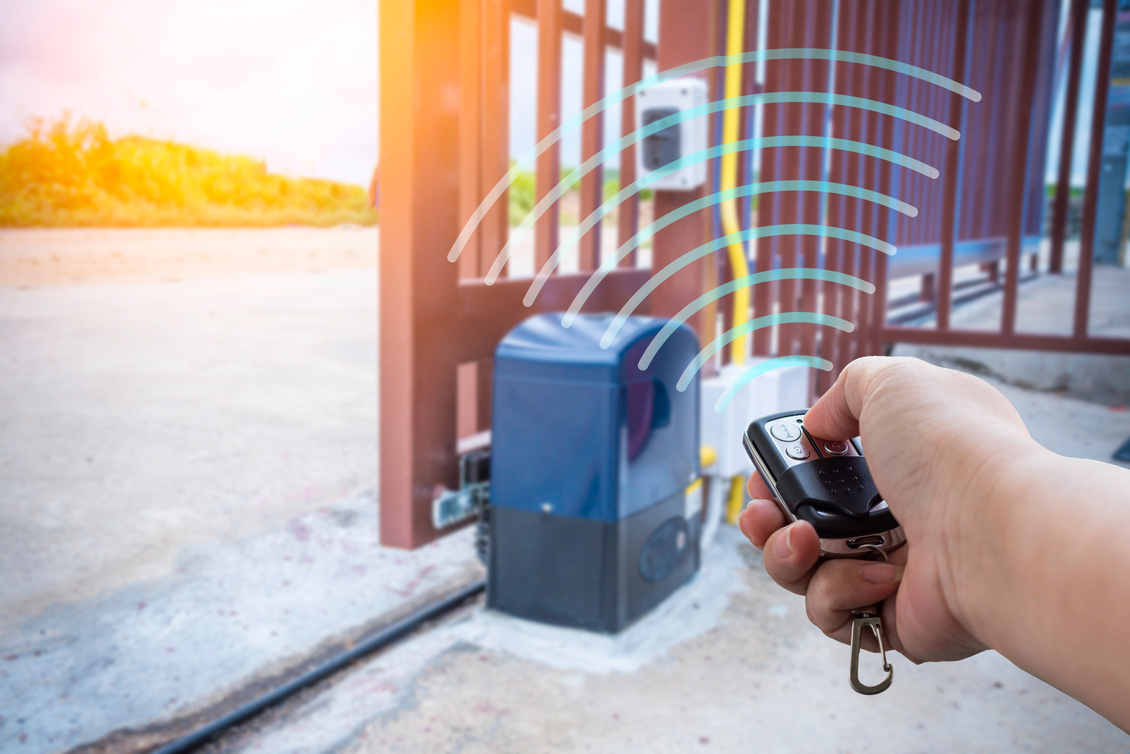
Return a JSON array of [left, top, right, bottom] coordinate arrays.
[[726, 474, 747, 525], [720, 0, 752, 366]]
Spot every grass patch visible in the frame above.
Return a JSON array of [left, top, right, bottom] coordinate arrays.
[[0, 117, 378, 228], [1044, 183, 1084, 199], [506, 165, 653, 227]]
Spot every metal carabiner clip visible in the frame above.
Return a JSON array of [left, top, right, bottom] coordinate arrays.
[[850, 610, 893, 695]]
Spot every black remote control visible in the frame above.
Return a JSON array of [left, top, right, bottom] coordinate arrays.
[[743, 410, 905, 557]]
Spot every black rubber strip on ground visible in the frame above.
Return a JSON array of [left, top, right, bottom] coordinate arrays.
[[152, 579, 487, 754]]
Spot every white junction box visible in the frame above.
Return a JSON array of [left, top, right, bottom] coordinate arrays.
[[636, 78, 709, 191], [700, 361, 812, 479]]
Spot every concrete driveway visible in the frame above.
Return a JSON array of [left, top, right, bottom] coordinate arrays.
[[1, 229, 1127, 752]]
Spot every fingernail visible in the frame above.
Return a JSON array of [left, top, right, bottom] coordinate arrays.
[[737, 511, 751, 539], [860, 563, 904, 585], [773, 525, 794, 559]]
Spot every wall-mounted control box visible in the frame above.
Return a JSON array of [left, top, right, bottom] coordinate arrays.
[[636, 78, 710, 191]]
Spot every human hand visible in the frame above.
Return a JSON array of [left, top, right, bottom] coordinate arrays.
[[738, 356, 1041, 663]]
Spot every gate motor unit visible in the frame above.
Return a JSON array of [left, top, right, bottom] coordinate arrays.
[[488, 313, 701, 633]]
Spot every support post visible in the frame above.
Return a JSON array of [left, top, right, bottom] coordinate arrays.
[[379, 0, 466, 548], [650, 0, 720, 345]]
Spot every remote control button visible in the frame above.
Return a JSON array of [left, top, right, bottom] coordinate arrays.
[[823, 440, 850, 455], [785, 443, 809, 460], [771, 422, 803, 442]]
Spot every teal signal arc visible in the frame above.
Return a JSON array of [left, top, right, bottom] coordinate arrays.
[[632, 269, 876, 372], [553, 190, 904, 315], [677, 314, 855, 392], [484, 93, 942, 283], [484, 91, 939, 282], [714, 357, 834, 413], [567, 225, 893, 338], [520, 138, 935, 305], [446, 47, 981, 266]]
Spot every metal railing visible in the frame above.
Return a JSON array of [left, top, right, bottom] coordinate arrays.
[[379, 0, 714, 548], [379, 0, 1129, 549]]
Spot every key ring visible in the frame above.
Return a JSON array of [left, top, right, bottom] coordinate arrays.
[[857, 542, 889, 562], [850, 610, 894, 694], [848, 545, 894, 694]]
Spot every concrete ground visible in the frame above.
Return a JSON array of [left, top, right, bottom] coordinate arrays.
[[198, 371, 1130, 754], [208, 526, 1130, 754], [0, 229, 482, 753], [1, 229, 1128, 753]]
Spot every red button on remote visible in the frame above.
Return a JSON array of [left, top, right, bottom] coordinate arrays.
[[823, 440, 850, 455]]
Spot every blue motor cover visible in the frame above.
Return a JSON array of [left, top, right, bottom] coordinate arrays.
[[492, 313, 700, 523]]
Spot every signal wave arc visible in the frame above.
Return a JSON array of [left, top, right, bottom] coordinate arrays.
[[715, 356, 834, 413], [447, 48, 980, 265], [484, 93, 934, 282], [521, 137, 936, 305], [569, 225, 892, 337], [560, 202, 899, 325], [677, 314, 854, 391], [634, 269, 876, 371]]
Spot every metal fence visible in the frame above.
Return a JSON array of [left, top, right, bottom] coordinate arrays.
[[380, 0, 718, 548], [379, 0, 1129, 549]]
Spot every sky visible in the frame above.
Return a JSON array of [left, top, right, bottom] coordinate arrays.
[[0, 0, 1099, 187], [0, 0, 657, 186], [0, 0, 379, 185]]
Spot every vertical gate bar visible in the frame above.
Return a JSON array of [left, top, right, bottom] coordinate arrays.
[[839, 0, 870, 368], [1025, 2, 1060, 257], [481, 0, 513, 279], [796, 0, 831, 367], [937, 0, 972, 331], [822, 0, 859, 388], [379, 0, 464, 548], [953, 0, 979, 253], [869, 0, 899, 357], [535, 0, 564, 272], [1002, 0, 1046, 336], [997, 1, 1027, 243], [852, 0, 878, 363], [845, 0, 868, 368], [1076, 0, 1116, 339], [715, 12, 735, 350], [618, 0, 646, 265], [776, 0, 802, 361], [961, 1, 990, 248], [848, 0, 873, 369], [458, 0, 484, 280], [578, 0, 608, 272], [979, 6, 1008, 241], [929, 0, 949, 245], [925, 0, 946, 250], [1050, 0, 1086, 274], [844, 0, 870, 365], [649, 0, 718, 343], [741, 0, 760, 235], [753, 0, 782, 358], [902, 0, 927, 252]]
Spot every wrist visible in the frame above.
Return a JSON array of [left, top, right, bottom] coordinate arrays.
[[948, 441, 1060, 650]]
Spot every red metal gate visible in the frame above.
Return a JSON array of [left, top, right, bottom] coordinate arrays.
[[379, 0, 720, 548], [379, 0, 1130, 549]]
